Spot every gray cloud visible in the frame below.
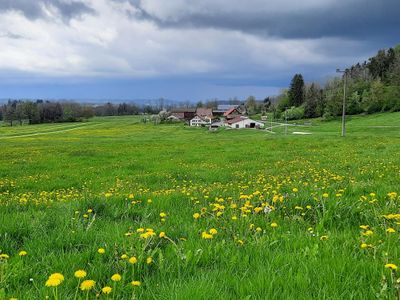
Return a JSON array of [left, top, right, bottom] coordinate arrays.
[[126, 0, 400, 42], [0, 0, 94, 20]]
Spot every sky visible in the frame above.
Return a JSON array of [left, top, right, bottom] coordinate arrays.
[[0, 0, 399, 102]]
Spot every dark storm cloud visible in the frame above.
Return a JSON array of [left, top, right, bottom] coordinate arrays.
[[130, 0, 400, 41], [0, 0, 94, 20]]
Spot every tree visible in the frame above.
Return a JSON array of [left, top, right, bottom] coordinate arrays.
[[245, 96, 257, 115], [304, 83, 319, 118], [4, 101, 17, 126], [15, 101, 26, 125], [288, 74, 305, 107]]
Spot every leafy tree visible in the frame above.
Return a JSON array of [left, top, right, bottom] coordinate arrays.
[[304, 83, 319, 118]]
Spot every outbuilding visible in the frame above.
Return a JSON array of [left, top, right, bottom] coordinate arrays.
[[226, 116, 264, 129]]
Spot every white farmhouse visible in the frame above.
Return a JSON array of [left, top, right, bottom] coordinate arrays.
[[190, 115, 212, 127], [226, 116, 264, 129]]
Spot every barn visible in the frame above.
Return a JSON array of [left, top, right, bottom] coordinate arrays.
[[226, 116, 264, 129]]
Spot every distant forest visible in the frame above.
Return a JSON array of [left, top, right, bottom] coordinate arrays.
[[1, 44, 399, 125], [269, 44, 400, 120], [0, 101, 162, 126]]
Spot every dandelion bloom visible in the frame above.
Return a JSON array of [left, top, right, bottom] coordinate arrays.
[[159, 232, 166, 238], [270, 222, 278, 228], [80, 280, 96, 290], [136, 228, 145, 233], [193, 213, 200, 219], [359, 225, 369, 230], [385, 263, 398, 270], [111, 274, 122, 282], [18, 251, 27, 256], [201, 232, 213, 239], [386, 228, 396, 233], [360, 243, 368, 249], [292, 188, 298, 193], [322, 193, 329, 198], [45, 278, 62, 287], [363, 230, 373, 236], [209, 228, 218, 235], [320, 235, 329, 241], [49, 273, 64, 282], [159, 212, 167, 218], [129, 256, 138, 264], [97, 248, 105, 254], [131, 281, 141, 287], [146, 257, 153, 264], [102, 286, 112, 294], [0, 254, 10, 260], [120, 254, 128, 260], [74, 270, 87, 279]]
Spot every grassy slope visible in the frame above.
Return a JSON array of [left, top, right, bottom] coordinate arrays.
[[0, 112, 400, 299]]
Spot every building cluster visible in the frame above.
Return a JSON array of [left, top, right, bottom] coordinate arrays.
[[168, 105, 264, 129]]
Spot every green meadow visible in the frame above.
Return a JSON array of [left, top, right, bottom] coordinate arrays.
[[1, 113, 400, 299]]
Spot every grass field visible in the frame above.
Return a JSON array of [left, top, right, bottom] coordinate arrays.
[[1, 112, 400, 299]]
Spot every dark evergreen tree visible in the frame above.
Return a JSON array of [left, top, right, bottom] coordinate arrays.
[[288, 74, 305, 107]]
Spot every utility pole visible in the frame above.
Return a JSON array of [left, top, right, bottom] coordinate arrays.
[[336, 68, 348, 137], [285, 109, 288, 135]]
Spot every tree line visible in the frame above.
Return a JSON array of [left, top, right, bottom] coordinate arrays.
[[272, 44, 400, 120], [0, 100, 162, 126]]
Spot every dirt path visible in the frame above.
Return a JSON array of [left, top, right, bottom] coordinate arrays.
[[0, 123, 101, 140]]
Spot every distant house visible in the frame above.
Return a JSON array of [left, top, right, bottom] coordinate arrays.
[[225, 116, 264, 129], [213, 104, 238, 116], [190, 115, 212, 127], [170, 108, 196, 121], [224, 107, 243, 120], [196, 108, 213, 119]]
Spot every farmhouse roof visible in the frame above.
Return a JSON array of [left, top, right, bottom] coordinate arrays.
[[223, 107, 241, 117], [226, 116, 248, 125], [170, 108, 196, 113], [196, 108, 213, 117]]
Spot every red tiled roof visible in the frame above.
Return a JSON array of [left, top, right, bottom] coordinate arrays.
[[223, 107, 239, 117]]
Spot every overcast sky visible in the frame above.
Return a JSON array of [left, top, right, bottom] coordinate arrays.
[[0, 0, 398, 101]]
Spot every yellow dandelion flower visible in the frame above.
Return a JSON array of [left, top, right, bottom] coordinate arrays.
[[80, 280, 96, 290], [360, 243, 368, 249], [385, 263, 398, 270], [193, 213, 200, 219], [129, 256, 137, 264], [320, 235, 329, 241], [270, 222, 278, 228], [386, 228, 396, 233], [359, 225, 369, 230], [74, 270, 87, 279], [97, 248, 105, 254], [159, 212, 167, 218], [292, 188, 298, 193], [202, 232, 213, 239], [209, 228, 218, 235], [136, 228, 145, 233], [18, 251, 27, 256], [45, 278, 62, 287], [363, 230, 373, 236], [159, 232, 166, 238], [49, 273, 64, 282], [146, 257, 153, 264], [0, 254, 10, 260], [131, 281, 141, 287], [111, 274, 122, 282], [102, 286, 112, 294], [322, 193, 329, 198], [120, 254, 128, 260]]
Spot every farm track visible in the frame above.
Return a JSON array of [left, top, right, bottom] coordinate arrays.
[[0, 122, 102, 139]]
